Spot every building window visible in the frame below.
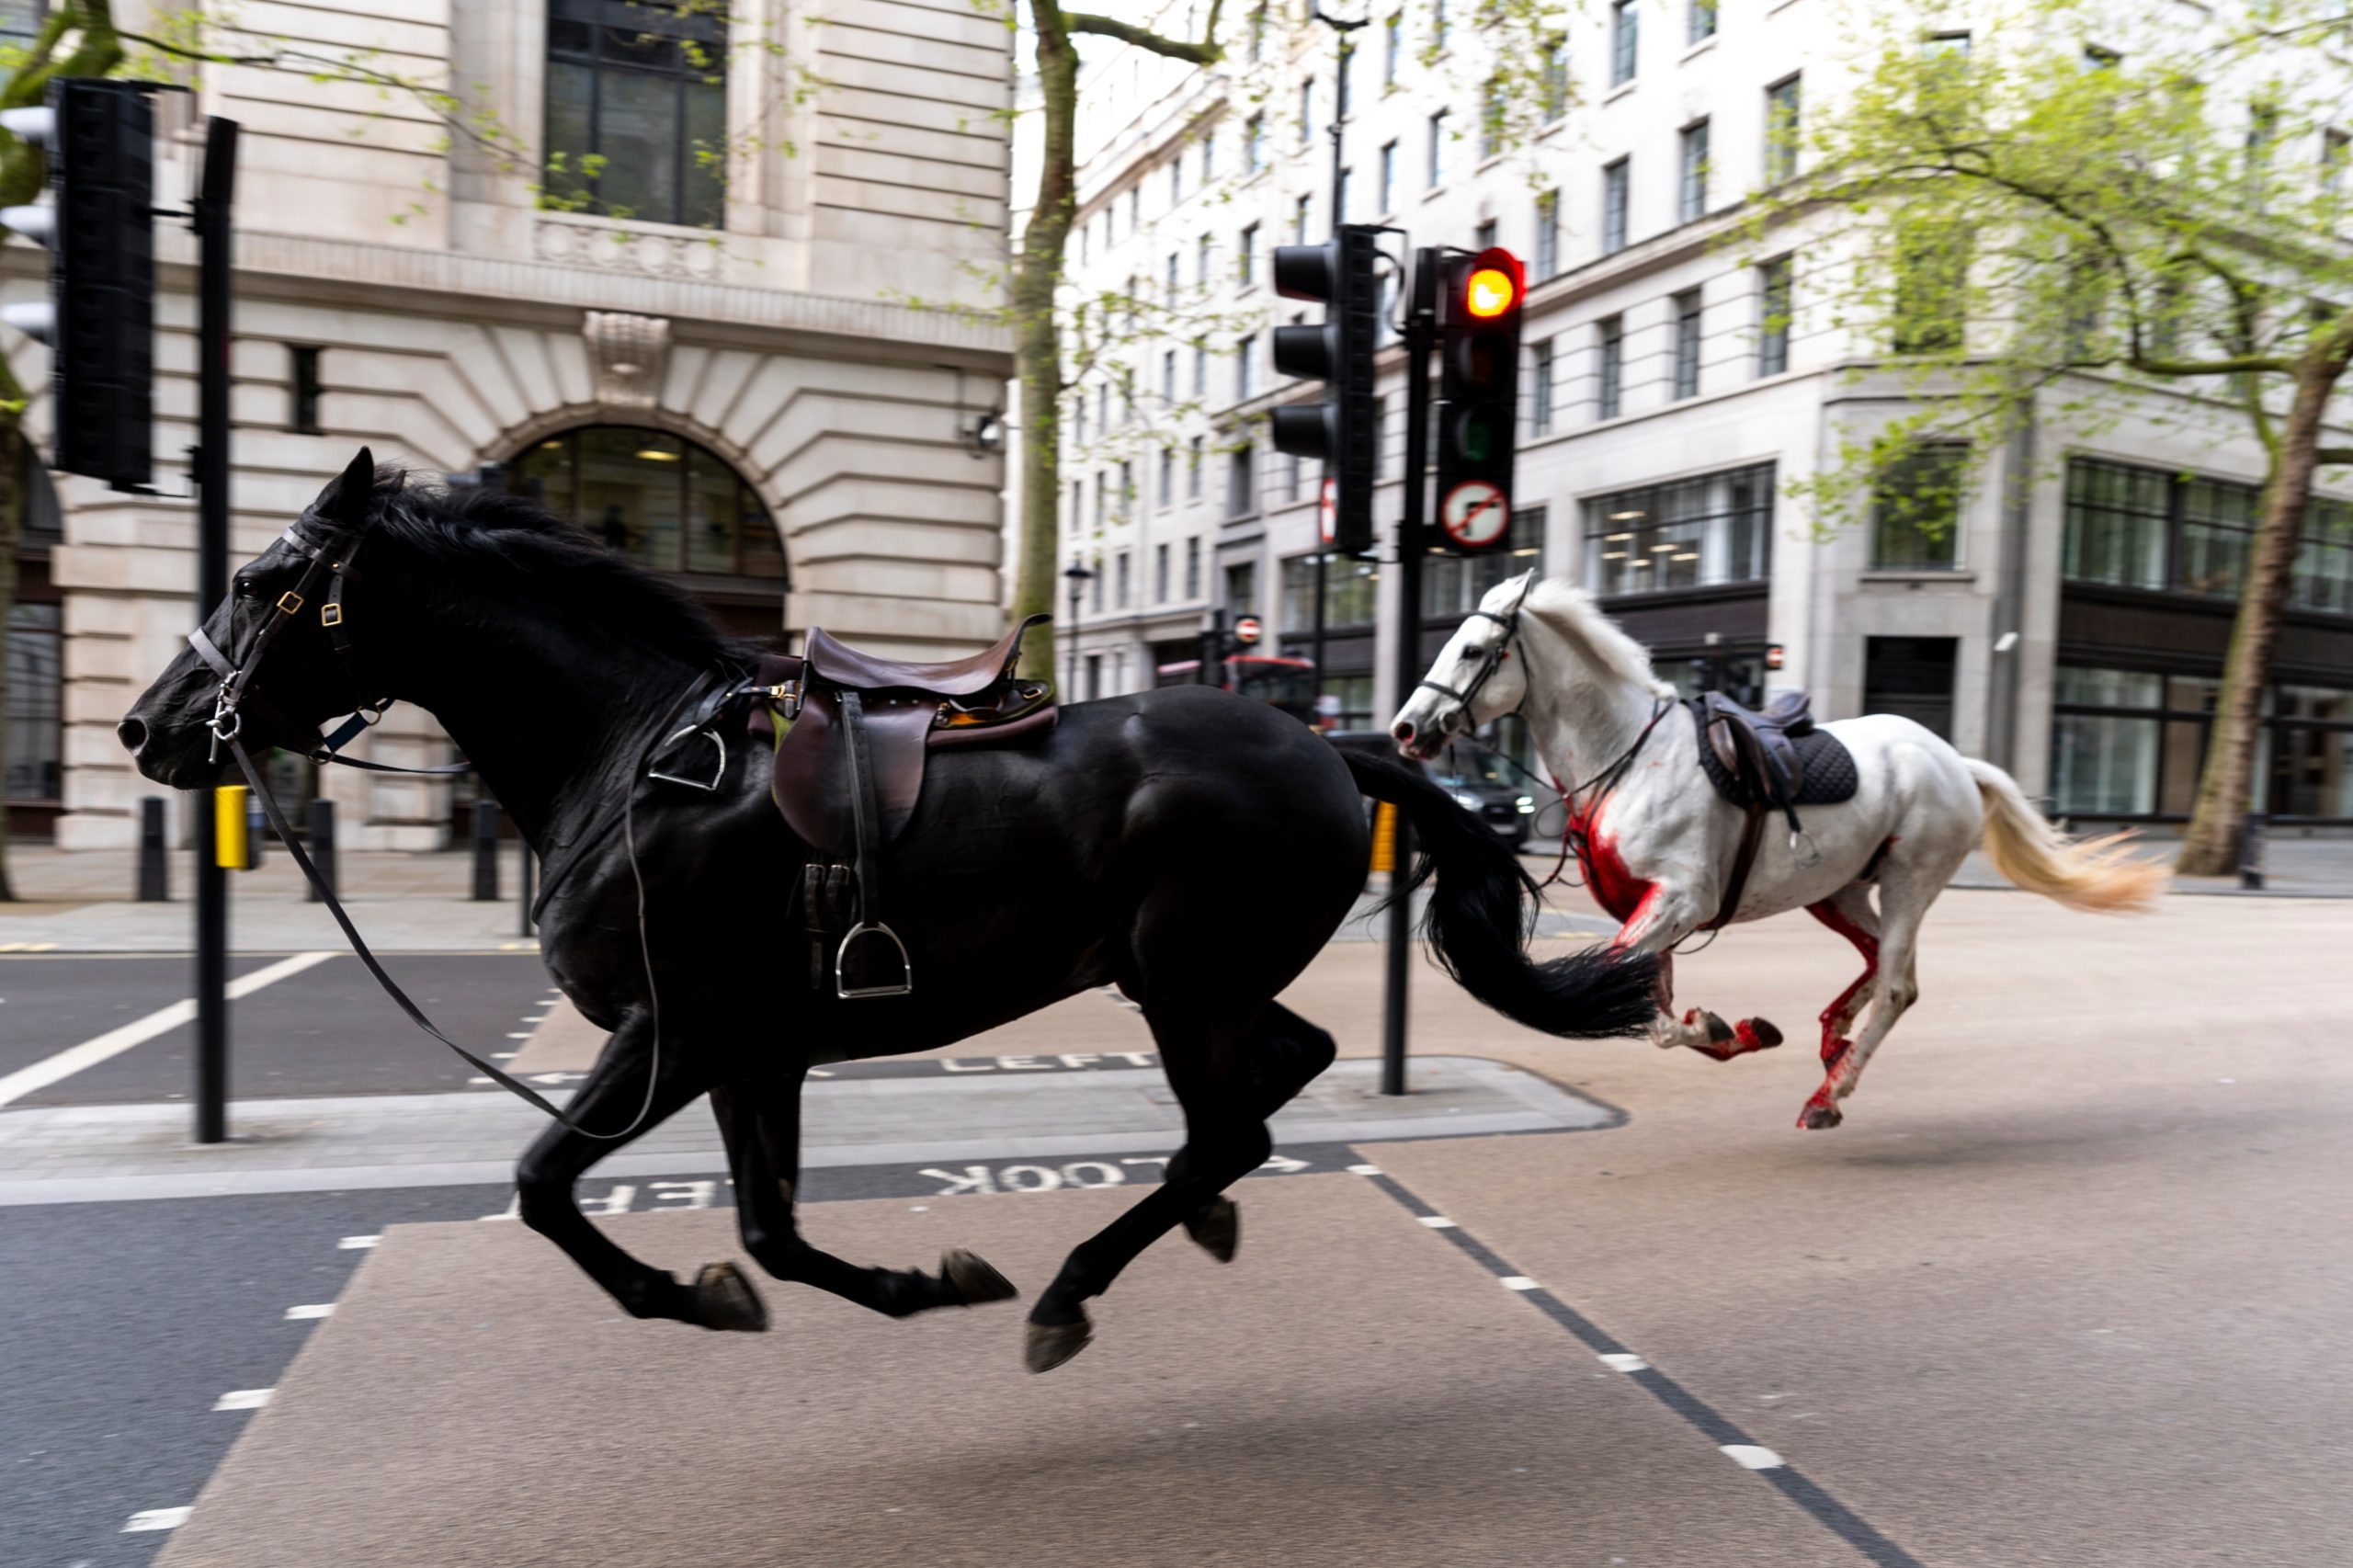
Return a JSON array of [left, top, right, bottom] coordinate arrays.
[[1677, 119, 1710, 223], [1765, 74, 1802, 184], [1246, 114, 1266, 172], [1249, 4, 1267, 62], [544, 0, 729, 230], [1602, 157, 1630, 254], [1432, 0, 1449, 52], [1337, 42, 1355, 121], [1235, 334, 1257, 401], [1225, 560, 1258, 622], [1282, 552, 1381, 631], [1892, 225, 1967, 354], [1671, 290, 1702, 400], [1093, 472, 1108, 530], [2179, 476, 2255, 597], [1116, 550, 1131, 608], [2050, 667, 2166, 816], [1688, 0, 1717, 45], [5, 601, 61, 804], [1188, 436, 1204, 497], [512, 426, 782, 579], [1530, 339, 1554, 433], [1380, 141, 1398, 213], [1535, 190, 1560, 280], [1427, 108, 1449, 188], [1293, 192, 1313, 245], [2081, 43, 2120, 70], [1757, 256, 1792, 376], [1192, 339, 1208, 396], [1473, 219, 1497, 252], [1089, 562, 1106, 612], [1480, 77, 1505, 162], [1870, 444, 1967, 569], [2325, 129, 2350, 205], [1085, 653, 1102, 697], [1287, 451, 1304, 500], [1337, 165, 1352, 222], [1238, 222, 1259, 285], [1155, 541, 1171, 601], [1200, 130, 1216, 183], [1596, 315, 1624, 420], [1384, 14, 1403, 84], [1163, 348, 1178, 402], [1068, 480, 1082, 535], [1227, 441, 1256, 518], [1584, 463, 1775, 596], [1609, 0, 1638, 86], [1370, 395, 1387, 479], [2062, 458, 2170, 589], [1299, 77, 1315, 146], [1159, 446, 1176, 506], [1425, 507, 1545, 617], [2298, 497, 2353, 614], [288, 347, 324, 434], [1185, 536, 1203, 597], [1168, 156, 1183, 208], [2246, 104, 2279, 193], [1541, 39, 1569, 122]]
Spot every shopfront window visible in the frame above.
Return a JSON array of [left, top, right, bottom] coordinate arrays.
[[2052, 665, 2349, 822], [1281, 553, 1380, 631], [2065, 456, 2353, 609], [513, 426, 782, 579], [2062, 459, 2168, 588], [1584, 465, 1772, 597], [1425, 506, 1545, 617], [2295, 497, 2353, 614]]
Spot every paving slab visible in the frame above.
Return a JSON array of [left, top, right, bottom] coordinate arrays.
[[155, 1178, 1862, 1568]]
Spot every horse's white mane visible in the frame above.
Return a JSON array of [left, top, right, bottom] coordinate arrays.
[[1513, 575, 1677, 699]]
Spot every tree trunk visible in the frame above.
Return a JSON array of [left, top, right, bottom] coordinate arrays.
[[2175, 345, 2351, 875], [1009, 1, 1079, 687]]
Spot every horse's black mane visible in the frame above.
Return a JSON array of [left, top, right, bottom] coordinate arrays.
[[345, 466, 755, 665]]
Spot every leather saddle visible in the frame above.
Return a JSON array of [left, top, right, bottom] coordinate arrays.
[[1687, 690, 1859, 928], [750, 614, 1055, 999]]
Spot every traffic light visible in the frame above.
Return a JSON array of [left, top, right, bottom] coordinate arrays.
[[1268, 224, 1380, 554], [1, 79, 157, 491], [1432, 246, 1524, 553]]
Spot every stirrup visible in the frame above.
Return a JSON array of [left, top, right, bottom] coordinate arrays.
[[835, 921, 913, 999], [648, 725, 726, 791], [1789, 828, 1823, 869]]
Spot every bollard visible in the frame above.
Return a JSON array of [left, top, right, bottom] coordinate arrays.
[[471, 798, 501, 902], [137, 796, 170, 902], [517, 839, 536, 937], [2239, 811, 2266, 892], [306, 798, 337, 903], [215, 785, 252, 870]]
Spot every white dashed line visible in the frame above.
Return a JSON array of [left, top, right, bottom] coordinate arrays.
[[505, 1032, 532, 1040], [1597, 1352, 1651, 1373], [211, 1389, 273, 1412], [1499, 1276, 1540, 1291], [283, 1303, 335, 1321], [1719, 1444, 1786, 1471], [1415, 1215, 1458, 1229], [1347, 1164, 1382, 1176], [122, 1507, 192, 1532], [337, 1235, 379, 1250]]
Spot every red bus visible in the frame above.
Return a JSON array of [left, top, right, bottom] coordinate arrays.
[[1154, 653, 1318, 726]]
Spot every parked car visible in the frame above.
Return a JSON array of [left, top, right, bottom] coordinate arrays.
[[1324, 732, 1541, 847]]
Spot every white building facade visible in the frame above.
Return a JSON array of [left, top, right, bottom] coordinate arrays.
[[5, 0, 1014, 848], [1051, 0, 2353, 825]]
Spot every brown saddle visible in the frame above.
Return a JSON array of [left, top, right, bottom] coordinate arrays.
[[751, 614, 1055, 999]]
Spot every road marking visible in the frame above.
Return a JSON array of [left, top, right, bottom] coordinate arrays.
[[1362, 1165, 1924, 1568], [1722, 1444, 1786, 1471], [123, 1507, 192, 1532], [284, 1303, 335, 1320], [1347, 1164, 1383, 1176], [0, 940, 60, 952], [0, 951, 336, 1110], [338, 1235, 379, 1250], [212, 1388, 273, 1411]]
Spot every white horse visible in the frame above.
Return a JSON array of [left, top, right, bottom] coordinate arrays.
[[1390, 573, 2165, 1129]]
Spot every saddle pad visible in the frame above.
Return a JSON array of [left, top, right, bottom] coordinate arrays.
[[1690, 707, 1859, 807]]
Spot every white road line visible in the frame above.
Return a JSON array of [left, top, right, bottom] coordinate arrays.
[[1347, 1164, 1383, 1176], [1415, 1215, 1458, 1229], [1597, 1352, 1651, 1373], [1720, 1444, 1786, 1471], [211, 1388, 273, 1411], [337, 1235, 379, 1250], [1499, 1276, 1540, 1290], [0, 952, 335, 1110], [122, 1507, 192, 1532], [283, 1303, 335, 1321]]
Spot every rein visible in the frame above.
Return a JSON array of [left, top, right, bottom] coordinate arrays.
[[188, 505, 745, 1141], [1550, 697, 1674, 890]]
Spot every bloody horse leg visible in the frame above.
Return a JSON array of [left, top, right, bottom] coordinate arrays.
[[1801, 887, 1882, 1127], [714, 1076, 1017, 1320]]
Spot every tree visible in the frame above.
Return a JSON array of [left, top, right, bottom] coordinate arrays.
[[1003, 0, 1575, 684], [1736, 0, 2353, 875]]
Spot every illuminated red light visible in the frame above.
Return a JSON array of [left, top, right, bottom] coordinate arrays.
[[1464, 267, 1517, 318]]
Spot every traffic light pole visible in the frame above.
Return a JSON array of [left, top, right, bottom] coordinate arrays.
[[1381, 249, 1436, 1097], [192, 118, 239, 1144], [1310, 6, 1363, 725]]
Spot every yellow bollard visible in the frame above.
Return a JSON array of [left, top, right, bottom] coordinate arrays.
[[1370, 801, 1396, 874], [215, 785, 250, 870]]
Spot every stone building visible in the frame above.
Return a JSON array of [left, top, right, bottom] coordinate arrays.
[[4, 0, 1014, 847], [1052, 0, 2353, 827]]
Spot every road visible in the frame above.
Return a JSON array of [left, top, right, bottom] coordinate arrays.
[[1, 883, 2347, 1565]]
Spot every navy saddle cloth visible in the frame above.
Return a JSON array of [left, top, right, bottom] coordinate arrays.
[[1688, 693, 1859, 809]]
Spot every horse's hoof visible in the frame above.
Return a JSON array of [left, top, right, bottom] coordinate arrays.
[[1186, 1197, 1240, 1263], [942, 1248, 1018, 1306], [1698, 1009, 1735, 1045], [1743, 1017, 1784, 1051], [693, 1260, 769, 1332], [1797, 1099, 1844, 1131], [1024, 1313, 1093, 1374]]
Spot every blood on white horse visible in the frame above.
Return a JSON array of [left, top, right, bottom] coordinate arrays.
[[1390, 574, 2166, 1129]]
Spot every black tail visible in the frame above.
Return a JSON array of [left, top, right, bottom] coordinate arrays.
[[1344, 749, 1659, 1040]]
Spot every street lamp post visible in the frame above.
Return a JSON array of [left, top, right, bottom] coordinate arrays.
[[1062, 559, 1095, 699]]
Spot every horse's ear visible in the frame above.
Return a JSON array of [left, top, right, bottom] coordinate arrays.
[[330, 447, 377, 527]]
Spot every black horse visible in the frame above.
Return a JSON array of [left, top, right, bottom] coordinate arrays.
[[119, 451, 1658, 1371]]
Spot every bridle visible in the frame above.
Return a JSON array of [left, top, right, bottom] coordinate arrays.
[[1414, 570, 1538, 744]]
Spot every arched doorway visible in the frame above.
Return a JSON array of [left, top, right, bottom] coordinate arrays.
[[506, 425, 789, 642]]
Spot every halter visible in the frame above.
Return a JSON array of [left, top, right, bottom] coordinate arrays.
[[1414, 570, 1538, 742]]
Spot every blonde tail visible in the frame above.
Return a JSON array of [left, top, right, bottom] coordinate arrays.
[[1963, 759, 2167, 913]]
